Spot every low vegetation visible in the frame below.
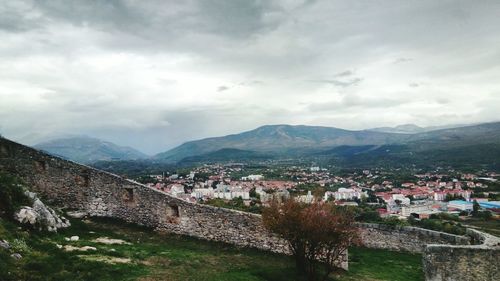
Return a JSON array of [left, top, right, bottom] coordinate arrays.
[[0, 172, 32, 219], [263, 201, 358, 281], [0, 217, 424, 281]]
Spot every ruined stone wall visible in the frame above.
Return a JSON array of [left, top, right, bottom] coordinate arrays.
[[358, 223, 470, 253], [0, 137, 287, 253], [423, 229, 500, 281]]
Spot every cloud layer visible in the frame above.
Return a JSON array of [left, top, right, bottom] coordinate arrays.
[[1, 0, 499, 154]]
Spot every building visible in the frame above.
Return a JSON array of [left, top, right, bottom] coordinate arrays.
[[310, 166, 320, 172], [241, 175, 264, 181], [169, 184, 185, 197], [213, 184, 250, 200], [190, 187, 214, 199], [324, 187, 365, 201], [401, 203, 435, 217], [296, 191, 314, 204], [447, 200, 473, 211]]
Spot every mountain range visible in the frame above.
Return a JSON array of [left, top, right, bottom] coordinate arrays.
[[155, 122, 500, 162], [34, 136, 147, 164], [32, 122, 500, 170]]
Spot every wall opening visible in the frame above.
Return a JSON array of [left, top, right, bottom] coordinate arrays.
[[75, 172, 91, 187], [123, 188, 134, 202], [34, 160, 48, 172], [165, 204, 180, 223]]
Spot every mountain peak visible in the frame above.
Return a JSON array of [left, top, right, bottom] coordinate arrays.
[[34, 136, 147, 164]]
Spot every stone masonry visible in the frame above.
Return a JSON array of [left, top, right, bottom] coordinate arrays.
[[358, 223, 470, 253]]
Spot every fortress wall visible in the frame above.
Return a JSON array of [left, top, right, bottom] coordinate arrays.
[[358, 223, 470, 253], [423, 229, 500, 281], [0, 138, 286, 253]]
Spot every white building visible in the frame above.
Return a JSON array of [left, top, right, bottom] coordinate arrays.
[[391, 194, 411, 205], [241, 174, 264, 181], [169, 184, 185, 197], [324, 188, 366, 201], [257, 187, 290, 202], [296, 191, 314, 204], [190, 187, 214, 199], [401, 203, 434, 217], [310, 166, 320, 172], [213, 184, 250, 200]]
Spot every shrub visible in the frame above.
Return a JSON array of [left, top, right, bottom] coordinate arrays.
[[0, 173, 32, 219], [262, 200, 358, 281]]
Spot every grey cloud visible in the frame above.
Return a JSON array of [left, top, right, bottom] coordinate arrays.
[[435, 98, 450, 105], [334, 70, 354, 77], [409, 83, 419, 88], [217, 85, 229, 92], [394, 58, 413, 64], [310, 77, 363, 88]]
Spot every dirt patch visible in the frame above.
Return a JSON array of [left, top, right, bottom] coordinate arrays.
[[141, 256, 171, 267], [92, 237, 132, 245], [63, 245, 97, 252], [78, 255, 132, 264]]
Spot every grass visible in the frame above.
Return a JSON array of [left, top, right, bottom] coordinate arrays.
[[461, 217, 500, 236], [0, 217, 424, 281]]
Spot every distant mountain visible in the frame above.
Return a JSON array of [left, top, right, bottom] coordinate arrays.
[[367, 123, 473, 134], [154, 122, 500, 169], [154, 125, 411, 162], [35, 136, 147, 164], [368, 124, 426, 134]]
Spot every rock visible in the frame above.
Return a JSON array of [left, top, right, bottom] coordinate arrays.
[[80, 246, 97, 251], [66, 211, 87, 219], [92, 237, 131, 245], [56, 244, 63, 249], [70, 236, 79, 241], [14, 192, 71, 232], [63, 245, 96, 252], [0, 239, 10, 250], [11, 253, 22, 260]]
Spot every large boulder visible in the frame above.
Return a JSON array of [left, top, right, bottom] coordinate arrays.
[[14, 192, 70, 232]]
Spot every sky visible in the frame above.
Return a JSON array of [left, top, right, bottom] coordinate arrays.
[[1, 0, 499, 154]]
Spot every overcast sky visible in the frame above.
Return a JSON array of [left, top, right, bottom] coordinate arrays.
[[1, 0, 499, 154]]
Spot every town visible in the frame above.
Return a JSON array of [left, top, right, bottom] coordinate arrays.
[[140, 164, 500, 229]]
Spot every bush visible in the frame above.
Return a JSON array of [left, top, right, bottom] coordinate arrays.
[[429, 212, 460, 221], [263, 200, 358, 281], [0, 173, 32, 219], [380, 216, 410, 227], [409, 218, 466, 235], [356, 210, 381, 222]]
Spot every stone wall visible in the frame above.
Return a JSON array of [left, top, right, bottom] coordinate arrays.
[[358, 223, 470, 253], [423, 229, 500, 281], [0, 137, 287, 253]]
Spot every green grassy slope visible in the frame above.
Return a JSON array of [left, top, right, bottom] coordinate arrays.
[[0, 217, 423, 281]]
